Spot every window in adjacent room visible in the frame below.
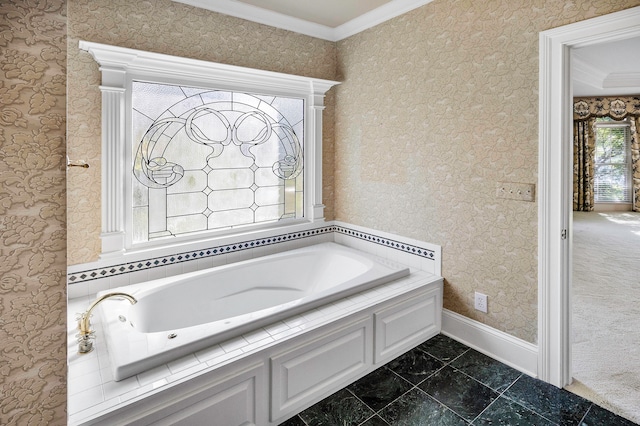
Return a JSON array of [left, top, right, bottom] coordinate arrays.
[[593, 117, 632, 203]]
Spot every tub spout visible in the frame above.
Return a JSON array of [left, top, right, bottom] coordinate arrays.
[[77, 292, 137, 354]]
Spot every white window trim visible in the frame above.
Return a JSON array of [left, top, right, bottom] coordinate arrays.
[[79, 40, 339, 259]]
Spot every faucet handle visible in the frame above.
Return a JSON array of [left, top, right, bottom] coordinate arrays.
[[77, 332, 95, 354], [77, 311, 93, 333], [76, 331, 95, 341]]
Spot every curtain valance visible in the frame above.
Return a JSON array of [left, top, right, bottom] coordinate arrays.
[[574, 96, 640, 121]]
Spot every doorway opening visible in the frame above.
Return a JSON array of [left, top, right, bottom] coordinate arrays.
[[538, 4, 640, 390]]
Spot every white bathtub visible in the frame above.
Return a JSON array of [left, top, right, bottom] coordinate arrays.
[[97, 242, 410, 381]]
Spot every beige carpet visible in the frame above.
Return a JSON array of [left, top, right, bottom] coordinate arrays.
[[567, 211, 640, 424]]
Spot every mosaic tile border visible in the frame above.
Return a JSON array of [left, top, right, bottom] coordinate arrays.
[[67, 225, 436, 285], [333, 225, 436, 260]]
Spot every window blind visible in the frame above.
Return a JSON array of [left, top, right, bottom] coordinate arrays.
[[594, 122, 632, 203]]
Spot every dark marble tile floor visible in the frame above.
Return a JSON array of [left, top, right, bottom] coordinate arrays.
[[279, 334, 637, 426]]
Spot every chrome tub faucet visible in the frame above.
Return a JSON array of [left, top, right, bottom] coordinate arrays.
[[77, 292, 137, 354]]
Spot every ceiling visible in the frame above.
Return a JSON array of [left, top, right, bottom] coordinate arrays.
[[174, 0, 433, 41], [234, 0, 392, 28], [174, 0, 640, 97], [572, 36, 640, 97]]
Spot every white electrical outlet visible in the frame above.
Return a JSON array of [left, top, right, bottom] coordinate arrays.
[[474, 292, 488, 313]]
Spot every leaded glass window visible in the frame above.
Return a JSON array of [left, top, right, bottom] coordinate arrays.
[[131, 81, 305, 243]]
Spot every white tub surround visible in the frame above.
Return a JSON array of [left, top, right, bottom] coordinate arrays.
[[68, 225, 442, 425], [68, 271, 442, 425]]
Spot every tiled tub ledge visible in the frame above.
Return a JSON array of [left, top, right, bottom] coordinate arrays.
[[68, 270, 443, 425], [66, 221, 442, 298]]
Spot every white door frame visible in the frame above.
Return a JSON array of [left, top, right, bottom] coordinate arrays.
[[538, 6, 640, 387]]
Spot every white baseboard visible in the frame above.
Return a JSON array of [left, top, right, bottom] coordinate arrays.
[[441, 309, 538, 378]]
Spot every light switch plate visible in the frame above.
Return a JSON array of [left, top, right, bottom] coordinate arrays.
[[496, 182, 535, 202]]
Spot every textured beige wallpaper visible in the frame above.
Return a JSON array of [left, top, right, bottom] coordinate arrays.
[[3, 0, 638, 423], [66, 0, 338, 265], [335, 0, 640, 343], [67, 0, 640, 341], [0, 1, 67, 424]]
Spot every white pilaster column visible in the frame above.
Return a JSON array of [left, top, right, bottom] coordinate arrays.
[[309, 92, 327, 221], [98, 74, 126, 257]]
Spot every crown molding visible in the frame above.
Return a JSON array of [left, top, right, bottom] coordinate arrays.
[[571, 56, 607, 90], [173, 0, 434, 42], [333, 0, 434, 41], [573, 55, 640, 96], [173, 0, 335, 40], [604, 71, 640, 89]]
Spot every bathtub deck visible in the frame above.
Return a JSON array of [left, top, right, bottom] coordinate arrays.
[[67, 270, 441, 425]]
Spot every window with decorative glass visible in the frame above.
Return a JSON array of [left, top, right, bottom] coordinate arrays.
[[79, 41, 338, 257], [131, 82, 305, 244]]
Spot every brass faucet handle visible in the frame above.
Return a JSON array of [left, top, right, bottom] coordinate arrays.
[[75, 331, 95, 341], [77, 333, 95, 354], [78, 312, 93, 334]]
